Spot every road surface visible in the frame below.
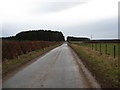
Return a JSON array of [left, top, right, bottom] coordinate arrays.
[[3, 44, 100, 88]]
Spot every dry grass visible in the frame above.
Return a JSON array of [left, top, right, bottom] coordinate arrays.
[[2, 44, 62, 74], [69, 44, 119, 88]]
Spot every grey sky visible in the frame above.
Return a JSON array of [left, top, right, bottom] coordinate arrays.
[[63, 17, 118, 39], [36, 2, 85, 13], [1, 0, 119, 39]]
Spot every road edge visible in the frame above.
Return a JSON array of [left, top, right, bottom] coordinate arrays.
[[69, 45, 101, 88], [2, 44, 63, 81]]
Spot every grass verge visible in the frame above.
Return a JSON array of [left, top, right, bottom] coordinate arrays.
[[3, 43, 62, 74], [69, 43, 119, 88]]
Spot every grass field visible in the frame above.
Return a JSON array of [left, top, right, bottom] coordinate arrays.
[[70, 41, 119, 58], [69, 41, 83, 44], [90, 43, 118, 58], [69, 43, 119, 88]]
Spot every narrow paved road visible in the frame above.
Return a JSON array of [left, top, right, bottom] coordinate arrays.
[[3, 44, 99, 88]]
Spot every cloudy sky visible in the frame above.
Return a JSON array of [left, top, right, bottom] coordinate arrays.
[[1, 0, 119, 39]]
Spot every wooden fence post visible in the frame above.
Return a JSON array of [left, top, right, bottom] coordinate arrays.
[[96, 44, 97, 51], [106, 44, 107, 55], [100, 44, 101, 54], [92, 43, 93, 50], [114, 45, 116, 58]]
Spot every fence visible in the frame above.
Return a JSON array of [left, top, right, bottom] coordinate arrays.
[[75, 43, 118, 58]]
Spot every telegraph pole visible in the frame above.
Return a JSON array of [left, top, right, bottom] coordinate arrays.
[[91, 35, 92, 40]]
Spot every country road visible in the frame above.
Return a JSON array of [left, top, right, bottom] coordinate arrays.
[[3, 43, 100, 88]]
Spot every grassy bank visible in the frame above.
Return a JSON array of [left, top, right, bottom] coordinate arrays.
[[3, 43, 62, 74], [69, 44, 119, 88]]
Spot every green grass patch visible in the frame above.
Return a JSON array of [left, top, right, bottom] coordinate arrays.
[[90, 43, 119, 58], [68, 41, 83, 44], [69, 44, 119, 88], [3, 44, 62, 74], [70, 41, 119, 58]]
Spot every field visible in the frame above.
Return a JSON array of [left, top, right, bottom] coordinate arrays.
[[70, 41, 119, 58], [69, 43, 119, 88]]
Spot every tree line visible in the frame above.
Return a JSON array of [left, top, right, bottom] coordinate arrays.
[[67, 36, 90, 41], [2, 30, 65, 41]]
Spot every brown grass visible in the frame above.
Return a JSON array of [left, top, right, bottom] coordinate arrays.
[[2, 43, 62, 74], [69, 44, 119, 88]]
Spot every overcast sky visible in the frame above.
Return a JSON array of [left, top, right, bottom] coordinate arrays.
[[1, 0, 119, 39]]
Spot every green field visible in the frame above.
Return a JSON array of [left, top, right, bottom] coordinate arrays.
[[69, 41, 83, 44], [70, 41, 119, 58], [91, 43, 118, 58]]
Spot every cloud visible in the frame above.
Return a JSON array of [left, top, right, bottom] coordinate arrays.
[[2, 0, 117, 25], [2, 17, 118, 40], [35, 2, 86, 14], [1, 0, 118, 39], [63, 17, 118, 39]]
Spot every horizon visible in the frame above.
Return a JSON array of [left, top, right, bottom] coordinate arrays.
[[1, 29, 119, 41], [1, 0, 119, 39]]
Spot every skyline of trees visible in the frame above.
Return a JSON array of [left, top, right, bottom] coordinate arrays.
[[67, 36, 90, 41], [2, 30, 65, 41]]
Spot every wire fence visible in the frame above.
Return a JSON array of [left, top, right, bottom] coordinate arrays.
[[75, 43, 119, 58]]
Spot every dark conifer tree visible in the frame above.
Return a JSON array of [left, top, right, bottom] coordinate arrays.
[[3, 30, 65, 41]]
